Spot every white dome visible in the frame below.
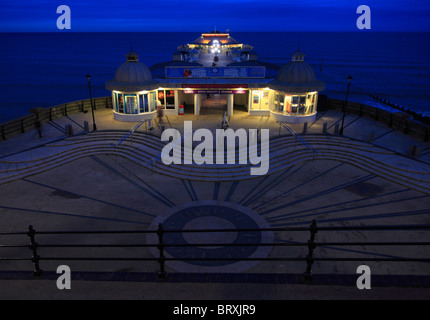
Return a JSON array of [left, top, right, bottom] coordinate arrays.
[[106, 50, 158, 92], [269, 50, 325, 93], [114, 50, 153, 83], [114, 60, 153, 83], [276, 51, 315, 83]]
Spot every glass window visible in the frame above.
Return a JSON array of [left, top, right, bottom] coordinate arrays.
[[299, 105, 306, 114], [157, 90, 165, 108], [300, 96, 306, 105], [113, 92, 118, 112], [125, 95, 137, 114], [139, 94, 144, 113], [261, 91, 269, 110], [166, 90, 175, 109], [273, 93, 279, 111], [252, 91, 261, 110], [278, 94, 284, 113], [118, 94, 124, 113], [150, 92, 156, 112], [285, 95, 291, 114]]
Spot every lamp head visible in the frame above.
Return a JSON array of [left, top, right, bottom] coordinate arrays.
[[86, 74, 91, 82]]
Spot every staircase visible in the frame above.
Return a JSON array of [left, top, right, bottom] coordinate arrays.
[[0, 131, 429, 194]]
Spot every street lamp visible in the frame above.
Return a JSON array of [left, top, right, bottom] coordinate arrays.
[[86, 74, 97, 131], [339, 75, 352, 135]]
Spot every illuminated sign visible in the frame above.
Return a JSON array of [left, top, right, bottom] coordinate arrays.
[[183, 90, 246, 94], [165, 66, 265, 79]]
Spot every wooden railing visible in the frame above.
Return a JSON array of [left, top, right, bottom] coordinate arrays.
[[0, 97, 112, 140], [324, 97, 430, 142]]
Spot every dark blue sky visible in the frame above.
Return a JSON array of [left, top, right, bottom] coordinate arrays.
[[1, 0, 430, 32]]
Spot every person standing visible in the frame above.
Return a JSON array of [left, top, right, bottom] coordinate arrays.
[[157, 105, 165, 131], [34, 119, 42, 138]]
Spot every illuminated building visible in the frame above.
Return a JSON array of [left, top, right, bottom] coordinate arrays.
[[106, 31, 325, 123]]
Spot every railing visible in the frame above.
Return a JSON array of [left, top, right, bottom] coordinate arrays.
[[1, 221, 429, 284], [278, 122, 319, 159], [148, 128, 195, 173], [112, 118, 151, 147], [325, 97, 430, 142], [0, 97, 112, 140]]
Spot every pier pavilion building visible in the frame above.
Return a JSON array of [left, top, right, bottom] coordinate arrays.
[[105, 31, 325, 123]]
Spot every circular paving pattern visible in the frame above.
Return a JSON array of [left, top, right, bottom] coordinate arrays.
[[147, 200, 273, 273]]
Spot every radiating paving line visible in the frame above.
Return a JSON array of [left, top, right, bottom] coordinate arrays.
[[307, 111, 327, 129], [22, 178, 156, 218], [213, 182, 220, 200], [327, 113, 350, 130], [260, 174, 375, 217], [89, 156, 173, 208], [224, 181, 240, 202], [113, 157, 176, 207], [269, 192, 428, 223], [372, 129, 396, 141], [0, 205, 149, 225], [66, 116, 85, 129], [342, 115, 362, 129], [251, 162, 344, 211], [269, 189, 410, 220], [421, 147, 430, 156], [181, 180, 197, 202], [236, 166, 301, 207], [241, 165, 302, 207], [237, 173, 272, 206], [187, 180, 198, 201], [271, 208, 430, 227], [46, 121, 66, 134]]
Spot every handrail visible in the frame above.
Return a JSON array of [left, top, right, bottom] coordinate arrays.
[[112, 118, 150, 147], [148, 128, 195, 172], [278, 121, 318, 156], [1, 222, 429, 282]]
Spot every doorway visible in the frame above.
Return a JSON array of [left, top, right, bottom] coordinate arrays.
[[200, 93, 227, 115]]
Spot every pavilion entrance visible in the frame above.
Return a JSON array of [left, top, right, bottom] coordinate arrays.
[[180, 89, 249, 116], [200, 93, 228, 115]]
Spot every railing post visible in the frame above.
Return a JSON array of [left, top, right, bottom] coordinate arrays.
[[157, 223, 167, 279], [27, 225, 43, 276], [303, 219, 317, 283]]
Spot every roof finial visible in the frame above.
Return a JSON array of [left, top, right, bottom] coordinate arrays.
[[298, 41, 300, 52], [130, 40, 133, 52]]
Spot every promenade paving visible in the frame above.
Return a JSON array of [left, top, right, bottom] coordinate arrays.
[[0, 105, 429, 300]]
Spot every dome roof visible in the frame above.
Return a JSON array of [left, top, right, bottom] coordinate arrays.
[[105, 50, 158, 92], [269, 50, 325, 93]]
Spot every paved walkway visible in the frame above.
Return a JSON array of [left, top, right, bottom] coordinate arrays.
[[0, 106, 429, 299]]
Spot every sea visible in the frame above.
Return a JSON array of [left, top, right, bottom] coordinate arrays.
[[0, 32, 429, 123]]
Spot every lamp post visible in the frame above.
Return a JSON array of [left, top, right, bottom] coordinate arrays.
[[339, 75, 352, 135], [86, 74, 97, 131]]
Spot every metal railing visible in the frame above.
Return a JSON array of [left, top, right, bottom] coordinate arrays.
[[148, 128, 195, 173], [278, 122, 319, 159], [112, 118, 151, 147], [1, 221, 429, 283]]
